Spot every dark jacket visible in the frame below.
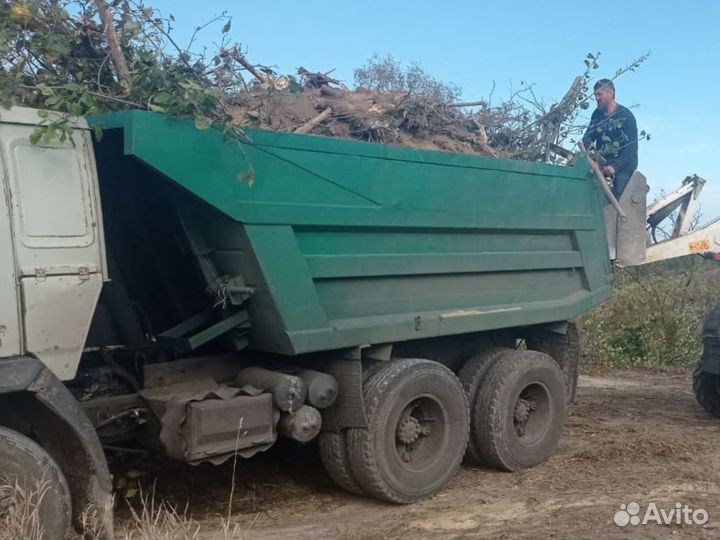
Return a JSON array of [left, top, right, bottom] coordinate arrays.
[[582, 104, 638, 175]]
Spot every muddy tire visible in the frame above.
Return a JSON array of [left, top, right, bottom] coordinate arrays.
[[693, 361, 720, 418], [526, 323, 580, 404], [0, 426, 72, 540], [347, 359, 469, 504], [457, 347, 512, 464], [474, 350, 566, 472], [318, 432, 365, 495], [317, 360, 389, 496]]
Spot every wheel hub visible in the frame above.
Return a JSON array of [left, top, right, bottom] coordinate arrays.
[[396, 415, 423, 445], [514, 397, 537, 434]]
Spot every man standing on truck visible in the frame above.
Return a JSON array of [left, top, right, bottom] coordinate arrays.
[[582, 79, 638, 198]]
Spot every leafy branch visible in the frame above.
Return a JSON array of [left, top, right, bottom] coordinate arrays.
[[0, 0, 269, 141]]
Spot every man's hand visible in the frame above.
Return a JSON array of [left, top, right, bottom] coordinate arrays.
[[602, 165, 616, 176]]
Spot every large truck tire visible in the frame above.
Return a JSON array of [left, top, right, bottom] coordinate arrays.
[[347, 359, 469, 503], [318, 432, 365, 495], [693, 361, 720, 418], [457, 347, 512, 465], [317, 360, 388, 496], [0, 426, 72, 540], [474, 350, 566, 472], [526, 322, 580, 404]]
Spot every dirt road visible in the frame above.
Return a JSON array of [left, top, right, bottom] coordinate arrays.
[[115, 372, 720, 539]]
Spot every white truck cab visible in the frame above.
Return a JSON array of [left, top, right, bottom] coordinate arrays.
[[0, 107, 107, 380]]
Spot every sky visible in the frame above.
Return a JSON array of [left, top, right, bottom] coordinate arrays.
[[153, 0, 720, 218]]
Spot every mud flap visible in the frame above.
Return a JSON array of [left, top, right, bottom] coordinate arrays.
[[320, 352, 368, 432]]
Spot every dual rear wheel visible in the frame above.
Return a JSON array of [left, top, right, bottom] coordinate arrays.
[[320, 338, 571, 502], [320, 359, 468, 503], [461, 349, 566, 471]]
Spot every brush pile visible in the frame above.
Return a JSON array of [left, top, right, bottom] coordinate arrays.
[[0, 0, 646, 159]]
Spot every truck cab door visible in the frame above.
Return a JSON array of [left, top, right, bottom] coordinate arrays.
[[0, 108, 107, 380]]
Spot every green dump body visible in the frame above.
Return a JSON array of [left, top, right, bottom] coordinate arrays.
[[92, 111, 613, 356]]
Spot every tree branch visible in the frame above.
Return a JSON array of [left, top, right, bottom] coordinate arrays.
[[294, 107, 333, 134], [93, 0, 131, 94]]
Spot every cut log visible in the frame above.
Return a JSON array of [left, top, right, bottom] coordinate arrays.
[[295, 107, 333, 134], [278, 405, 322, 442], [235, 367, 307, 412], [296, 370, 339, 409]]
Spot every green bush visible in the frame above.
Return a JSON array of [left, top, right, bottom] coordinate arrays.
[[578, 258, 720, 372]]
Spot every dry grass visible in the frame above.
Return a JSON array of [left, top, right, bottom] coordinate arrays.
[[121, 480, 259, 540], [0, 480, 260, 540], [0, 479, 47, 540], [0, 419, 254, 540], [125, 485, 200, 540], [80, 498, 115, 540]]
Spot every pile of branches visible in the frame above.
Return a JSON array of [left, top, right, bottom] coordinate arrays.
[[0, 0, 648, 160], [226, 66, 588, 159]]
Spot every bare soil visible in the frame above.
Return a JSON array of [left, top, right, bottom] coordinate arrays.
[[114, 371, 720, 539]]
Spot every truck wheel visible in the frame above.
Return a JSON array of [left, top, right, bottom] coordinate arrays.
[[526, 323, 580, 404], [317, 360, 388, 496], [474, 350, 566, 472], [693, 361, 720, 418], [347, 359, 469, 503], [0, 426, 72, 539], [457, 347, 512, 465], [318, 432, 365, 495]]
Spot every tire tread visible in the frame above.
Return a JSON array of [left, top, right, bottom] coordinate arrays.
[[347, 359, 468, 503]]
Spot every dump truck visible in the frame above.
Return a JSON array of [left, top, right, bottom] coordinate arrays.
[[0, 106, 662, 538]]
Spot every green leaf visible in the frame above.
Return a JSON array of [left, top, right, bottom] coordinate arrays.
[[194, 115, 212, 130], [80, 93, 95, 108], [29, 130, 42, 145], [153, 92, 172, 105], [123, 20, 140, 34], [148, 103, 165, 112], [37, 84, 54, 97], [44, 95, 63, 107], [93, 125, 104, 142], [221, 19, 231, 33]]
